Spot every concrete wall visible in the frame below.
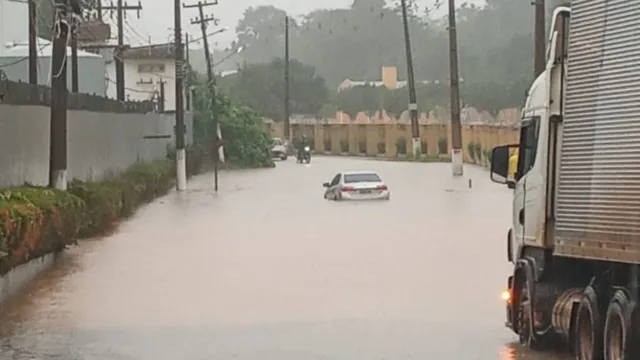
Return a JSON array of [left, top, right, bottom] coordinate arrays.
[[268, 123, 519, 164], [0, 253, 56, 304], [0, 104, 193, 188]]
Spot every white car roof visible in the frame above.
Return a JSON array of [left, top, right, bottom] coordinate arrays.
[[342, 170, 380, 176]]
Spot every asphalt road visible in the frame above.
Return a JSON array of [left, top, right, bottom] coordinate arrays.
[[0, 157, 570, 359]]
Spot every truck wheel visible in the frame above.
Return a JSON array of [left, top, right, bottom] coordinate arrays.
[[575, 286, 604, 360], [516, 279, 545, 349], [603, 290, 636, 360]]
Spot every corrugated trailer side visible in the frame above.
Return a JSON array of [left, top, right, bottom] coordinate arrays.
[[554, 0, 640, 263]]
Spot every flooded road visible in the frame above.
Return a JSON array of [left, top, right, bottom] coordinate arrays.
[[0, 157, 570, 359]]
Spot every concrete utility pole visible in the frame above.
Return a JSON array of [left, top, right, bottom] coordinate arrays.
[[184, 0, 220, 191], [102, 0, 142, 101], [49, 0, 71, 189], [400, 0, 420, 157], [158, 79, 165, 112], [169, 0, 187, 191], [284, 15, 290, 142], [447, 0, 463, 176], [28, 0, 37, 86], [534, 0, 546, 77]]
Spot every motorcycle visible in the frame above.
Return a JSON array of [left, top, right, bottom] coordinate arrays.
[[297, 146, 311, 164]]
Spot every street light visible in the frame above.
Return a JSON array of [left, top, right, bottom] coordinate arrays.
[[212, 45, 245, 68], [189, 26, 228, 45]]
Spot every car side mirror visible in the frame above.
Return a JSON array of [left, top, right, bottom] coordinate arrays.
[[322, 182, 330, 187], [490, 144, 519, 185], [507, 181, 515, 189]]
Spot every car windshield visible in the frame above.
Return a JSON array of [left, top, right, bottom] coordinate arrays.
[[344, 173, 381, 183]]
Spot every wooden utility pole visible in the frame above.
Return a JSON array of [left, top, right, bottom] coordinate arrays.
[[447, 0, 463, 176], [185, 32, 190, 111], [400, 0, 420, 157], [102, 0, 142, 101], [49, 0, 71, 189], [184, 0, 220, 190], [71, 20, 79, 92], [534, 0, 546, 77], [158, 79, 165, 112], [284, 15, 290, 142], [28, 0, 37, 85]]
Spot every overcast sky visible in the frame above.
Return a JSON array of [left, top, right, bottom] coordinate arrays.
[[106, 0, 484, 49]]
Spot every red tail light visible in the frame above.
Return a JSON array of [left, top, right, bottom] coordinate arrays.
[[376, 184, 388, 190], [341, 186, 355, 191]]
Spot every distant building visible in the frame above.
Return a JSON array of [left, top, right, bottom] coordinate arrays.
[[337, 65, 451, 92], [106, 43, 184, 111]]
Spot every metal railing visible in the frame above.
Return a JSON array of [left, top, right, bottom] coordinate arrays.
[[0, 75, 154, 114]]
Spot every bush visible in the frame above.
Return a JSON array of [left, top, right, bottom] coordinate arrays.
[[396, 137, 407, 155], [377, 142, 386, 154], [68, 160, 174, 238], [358, 140, 367, 154], [0, 188, 85, 275], [340, 139, 349, 153], [324, 139, 331, 152], [438, 137, 448, 154]]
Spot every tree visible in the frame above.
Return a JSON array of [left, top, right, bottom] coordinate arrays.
[[219, 59, 329, 121]]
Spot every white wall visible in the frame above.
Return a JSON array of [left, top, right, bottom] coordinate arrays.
[[106, 57, 181, 111]]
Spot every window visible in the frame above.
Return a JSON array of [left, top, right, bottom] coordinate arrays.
[[138, 63, 166, 73], [516, 116, 541, 179], [344, 173, 381, 183]]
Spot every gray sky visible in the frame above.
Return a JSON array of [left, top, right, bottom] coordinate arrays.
[[107, 0, 484, 50]]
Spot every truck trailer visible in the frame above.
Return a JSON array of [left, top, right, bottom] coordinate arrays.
[[489, 2, 640, 359]]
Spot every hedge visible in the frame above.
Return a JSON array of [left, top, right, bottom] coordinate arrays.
[[0, 148, 205, 276]]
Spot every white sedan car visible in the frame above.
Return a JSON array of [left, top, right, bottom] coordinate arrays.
[[323, 171, 390, 201]]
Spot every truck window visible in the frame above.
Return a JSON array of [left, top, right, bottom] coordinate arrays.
[[516, 116, 540, 179]]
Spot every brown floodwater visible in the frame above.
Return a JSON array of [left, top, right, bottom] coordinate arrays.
[[0, 157, 570, 359]]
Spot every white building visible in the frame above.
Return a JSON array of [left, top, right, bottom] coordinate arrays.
[[106, 43, 183, 111]]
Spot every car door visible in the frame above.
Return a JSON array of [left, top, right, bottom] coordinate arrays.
[[327, 173, 341, 198], [512, 115, 542, 256]]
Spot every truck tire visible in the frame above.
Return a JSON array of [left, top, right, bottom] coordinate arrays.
[[516, 276, 547, 349], [575, 286, 603, 360], [603, 289, 636, 360]]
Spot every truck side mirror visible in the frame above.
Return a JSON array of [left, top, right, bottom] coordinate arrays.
[[490, 144, 519, 185]]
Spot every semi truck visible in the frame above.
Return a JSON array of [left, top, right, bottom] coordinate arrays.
[[489, 2, 640, 359]]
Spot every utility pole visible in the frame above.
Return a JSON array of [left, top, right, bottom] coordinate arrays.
[[97, 0, 102, 19], [284, 15, 290, 142], [400, 0, 420, 157], [534, 0, 546, 77], [158, 79, 165, 112], [448, 0, 463, 176], [71, 19, 79, 92], [184, 0, 219, 191], [185, 32, 191, 111], [169, 0, 187, 191], [102, 0, 142, 101], [28, 0, 37, 86], [49, 0, 71, 189]]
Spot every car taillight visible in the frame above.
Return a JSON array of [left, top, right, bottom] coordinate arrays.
[[376, 185, 388, 190], [341, 186, 355, 192]]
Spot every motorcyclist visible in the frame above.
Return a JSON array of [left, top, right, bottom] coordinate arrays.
[[297, 135, 309, 159]]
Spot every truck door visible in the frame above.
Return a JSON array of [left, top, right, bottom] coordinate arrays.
[[513, 116, 542, 252]]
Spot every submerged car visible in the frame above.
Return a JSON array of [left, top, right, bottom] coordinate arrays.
[[322, 171, 390, 201], [271, 137, 288, 160]]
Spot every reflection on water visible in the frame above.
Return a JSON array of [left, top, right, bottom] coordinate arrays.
[[0, 159, 571, 359]]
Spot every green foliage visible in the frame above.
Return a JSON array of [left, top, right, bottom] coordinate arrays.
[[192, 81, 274, 168], [438, 137, 448, 154], [217, 59, 329, 120], [0, 155, 206, 275], [0, 187, 85, 275], [396, 137, 407, 155]]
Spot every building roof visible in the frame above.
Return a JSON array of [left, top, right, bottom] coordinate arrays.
[[122, 43, 175, 60]]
